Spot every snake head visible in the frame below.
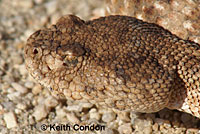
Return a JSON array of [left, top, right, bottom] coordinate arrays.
[[24, 15, 89, 92]]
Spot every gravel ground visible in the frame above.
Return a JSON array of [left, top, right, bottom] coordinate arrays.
[[0, 0, 200, 134]]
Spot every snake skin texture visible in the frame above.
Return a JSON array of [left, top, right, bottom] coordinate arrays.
[[24, 15, 200, 118]]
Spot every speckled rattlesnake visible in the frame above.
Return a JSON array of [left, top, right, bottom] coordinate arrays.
[[24, 15, 200, 118]]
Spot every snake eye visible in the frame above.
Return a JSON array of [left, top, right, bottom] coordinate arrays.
[[56, 43, 85, 68], [63, 55, 78, 67]]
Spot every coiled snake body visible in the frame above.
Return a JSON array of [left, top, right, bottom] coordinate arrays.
[[24, 15, 200, 118]]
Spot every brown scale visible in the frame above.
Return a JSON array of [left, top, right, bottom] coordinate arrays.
[[24, 15, 200, 118]]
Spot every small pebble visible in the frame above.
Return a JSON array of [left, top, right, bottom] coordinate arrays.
[[50, 12, 60, 24], [24, 81, 34, 89], [26, 92, 34, 100], [0, 105, 4, 115], [1, 102, 15, 111], [100, 128, 115, 134], [152, 123, 159, 131], [107, 120, 119, 129], [159, 125, 168, 133], [44, 0, 58, 15], [18, 64, 28, 76], [79, 102, 93, 109], [102, 112, 116, 123], [66, 112, 80, 124], [133, 118, 153, 133], [11, 52, 23, 65], [56, 107, 67, 119], [130, 111, 140, 124], [66, 105, 82, 112], [3, 112, 18, 128], [1, 83, 10, 92], [81, 114, 89, 121], [117, 111, 130, 122], [28, 115, 35, 125], [18, 0, 33, 8], [34, 0, 44, 4], [174, 128, 186, 133], [32, 104, 49, 121], [89, 108, 101, 120], [36, 96, 46, 105], [16, 103, 26, 110], [14, 109, 22, 114], [7, 92, 21, 101], [11, 82, 28, 94], [186, 128, 199, 133], [44, 96, 58, 108], [32, 84, 42, 95], [118, 123, 132, 134], [163, 120, 171, 128]]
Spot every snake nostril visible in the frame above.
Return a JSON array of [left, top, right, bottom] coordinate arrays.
[[63, 63, 67, 66], [33, 49, 38, 54]]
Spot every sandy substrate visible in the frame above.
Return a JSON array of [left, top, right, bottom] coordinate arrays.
[[0, 0, 200, 133]]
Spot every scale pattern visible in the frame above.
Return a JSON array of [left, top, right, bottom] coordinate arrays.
[[24, 15, 200, 118]]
